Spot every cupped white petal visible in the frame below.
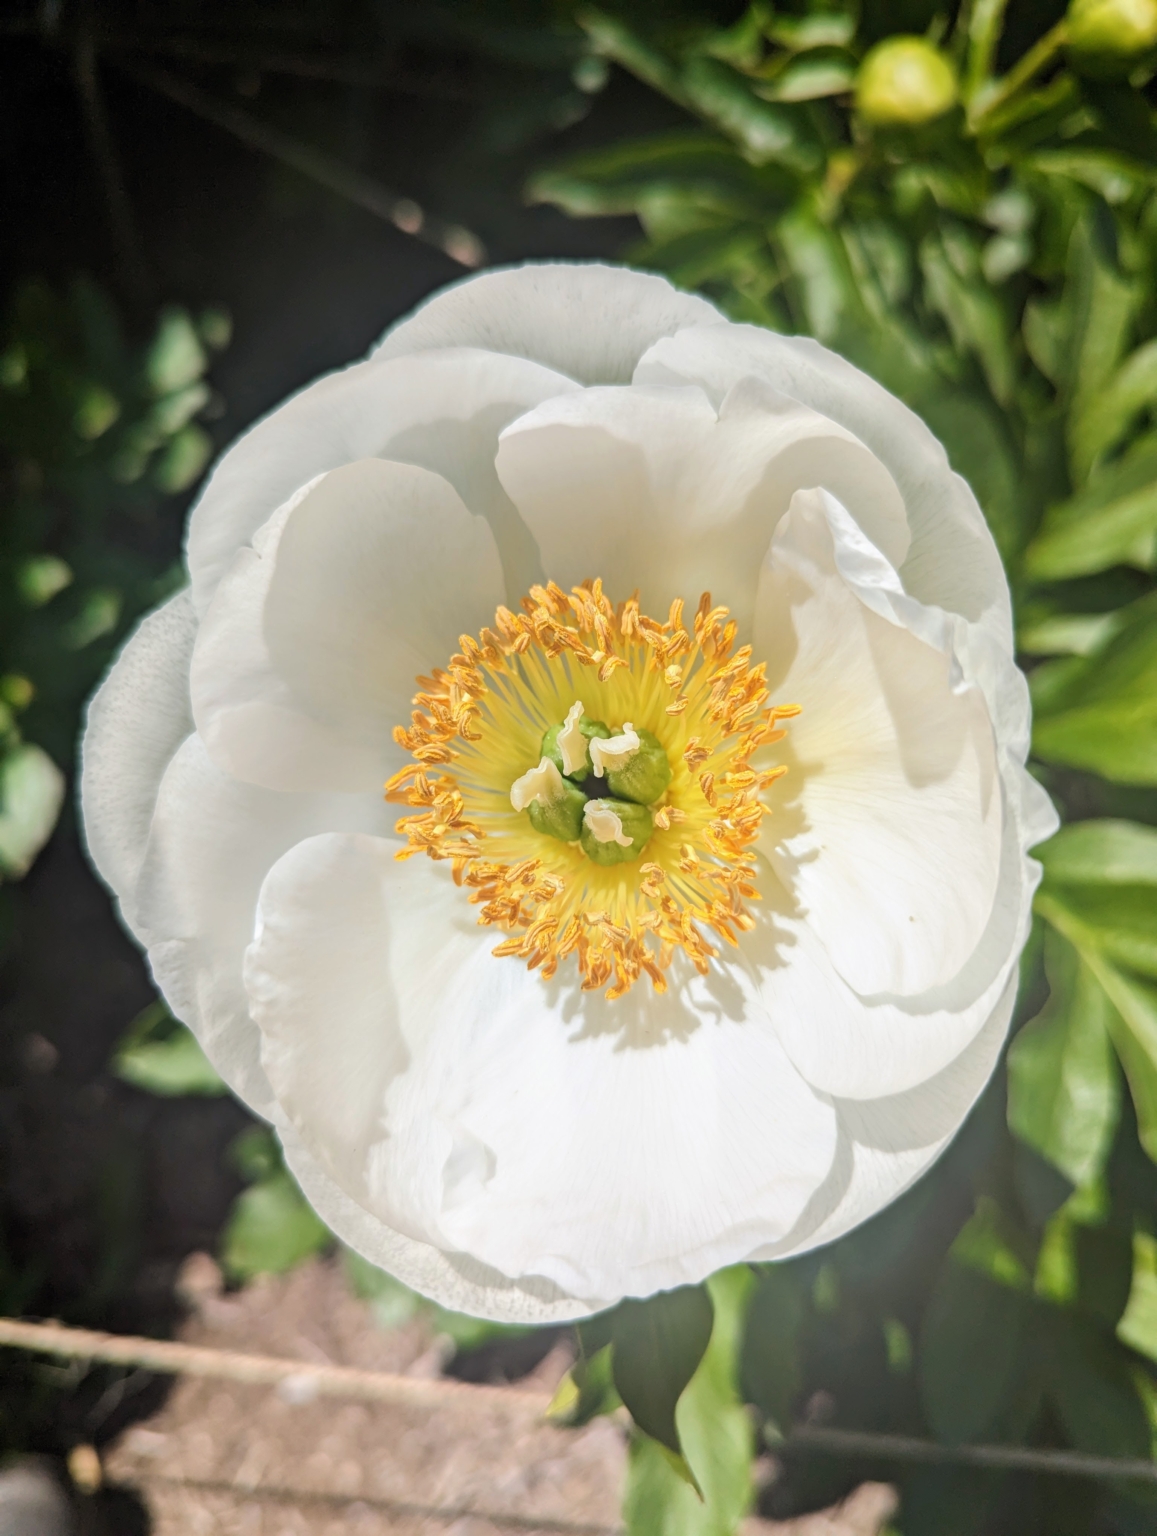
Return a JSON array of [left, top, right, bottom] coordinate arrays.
[[494, 376, 907, 637], [131, 735, 390, 1113], [744, 819, 1026, 1100], [80, 589, 197, 912], [374, 262, 724, 386], [754, 971, 1015, 1261], [756, 489, 1002, 999], [190, 458, 506, 794], [187, 349, 579, 615], [278, 1117, 601, 1324], [634, 323, 1012, 651], [245, 833, 839, 1304]]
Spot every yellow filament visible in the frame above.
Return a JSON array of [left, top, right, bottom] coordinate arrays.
[[385, 580, 798, 999]]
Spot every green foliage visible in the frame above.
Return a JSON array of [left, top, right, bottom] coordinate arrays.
[[0, 276, 225, 879], [111, 1002, 228, 1097], [220, 1128, 329, 1281]]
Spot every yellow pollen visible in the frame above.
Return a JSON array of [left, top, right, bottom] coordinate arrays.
[[385, 580, 800, 1000]]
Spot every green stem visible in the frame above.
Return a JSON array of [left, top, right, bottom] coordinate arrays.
[[969, 18, 1069, 130]]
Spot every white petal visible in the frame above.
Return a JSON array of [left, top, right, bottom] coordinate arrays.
[[186, 349, 579, 615], [80, 589, 197, 913], [757, 489, 1002, 998], [494, 377, 907, 635], [374, 262, 724, 386], [190, 459, 506, 794], [634, 324, 1012, 651], [755, 972, 1015, 1261], [278, 1117, 599, 1324], [245, 834, 839, 1303], [132, 735, 390, 1112], [745, 819, 1027, 1099]]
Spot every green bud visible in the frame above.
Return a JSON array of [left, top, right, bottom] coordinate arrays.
[[580, 798, 653, 866], [1067, 0, 1157, 55], [855, 37, 958, 126], [528, 778, 588, 843], [604, 727, 672, 806], [542, 715, 611, 781]]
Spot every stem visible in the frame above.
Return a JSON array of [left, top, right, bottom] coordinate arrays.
[[969, 19, 1069, 130]]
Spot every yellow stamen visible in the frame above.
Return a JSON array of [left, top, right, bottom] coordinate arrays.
[[385, 581, 798, 999]]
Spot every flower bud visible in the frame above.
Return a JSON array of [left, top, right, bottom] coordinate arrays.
[[1067, 0, 1157, 55], [542, 712, 611, 781], [528, 778, 588, 843], [604, 727, 672, 806], [580, 799, 653, 865], [855, 37, 958, 126]]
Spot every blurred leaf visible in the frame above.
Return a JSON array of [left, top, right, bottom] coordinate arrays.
[[951, 1196, 1033, 1290], [621, 1267, 755, 1534], [62, 588, 122, 651], [680, 57, 821, 172], [1038, 818, 1157, 885], [1074, 1221, 1135, 1328], [612, 1282, 715, 1471], [1019, 610, 1125, 655], [920, 1260, 1037, 1443], [1008, 927, 1122, 1187], [1032, 594, 1157, 782], [1047, 1314, 1151, 1457], [16, 555, 72, 607], [1071, 337, 1157, 478], [145, 308, 207, 395], [740, 1263, 803, 1433], [1039, 890, 1157, 1163], [1026, 433, 1157, 579], [1117, 1230, 1157, 1362], [548, 1341, 621, 1425], [72, 383, 120, 441], [112, 1002, 226, 1097], [221, 1168, 328, 1281], [920, 232, 1016, 403], [755, 53, 855, 102], [152, 424, 212, 494], [343, 1247, 422, 1330], [0, 743, 65, 880]]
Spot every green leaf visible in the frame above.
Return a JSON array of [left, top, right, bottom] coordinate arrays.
[[1038, 892, 1157, 1164], [1031, 594, 1157, 783], [548, 1342, 621, 1426], [920, 1259, 1036, 1444], [950, 1196, 1033, 1291], [0, 743, 65, 880], [920, 234, 1016, 404], [146, 307, 207, 395], [612, 1283, 715, 1466], [221, 1169, 329, 1281], [740, 1264, 803, 1434], [680, 57, 821, 173], [1038, 818, 1157, 886], [112, 1003, 226, 1097], [1074, 1222, 1135, 1328], [1071, 337, 1157, 478], [1046, 1314, 1151, 1458], [1117, 1230, 1157, 1363], [1008, 928, 1122, 1187], [1025, 433, 1157, 579], [621, 1267, 755, 1536]]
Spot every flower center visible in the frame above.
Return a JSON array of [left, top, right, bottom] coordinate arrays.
[[385, 580, 798, 1000]]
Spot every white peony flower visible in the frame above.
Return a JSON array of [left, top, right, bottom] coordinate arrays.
[[81, 264, 1056, 1323]]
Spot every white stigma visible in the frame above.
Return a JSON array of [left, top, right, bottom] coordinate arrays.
[[583, 802, 633, 847], [590, 722, 640, 779], [557, 700, 589, 776], [510, 756, 565, 812]]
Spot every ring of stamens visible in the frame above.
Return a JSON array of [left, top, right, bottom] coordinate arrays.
[[385, 580, 799, 1000]]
